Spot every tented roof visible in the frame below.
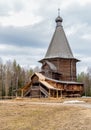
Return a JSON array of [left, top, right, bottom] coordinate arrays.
[[45, 15, 74, 59]]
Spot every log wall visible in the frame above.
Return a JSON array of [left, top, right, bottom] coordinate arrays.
[[43, 58, 77, 81]]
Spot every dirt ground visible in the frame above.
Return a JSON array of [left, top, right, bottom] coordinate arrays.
[[0, 98, 91, 130]]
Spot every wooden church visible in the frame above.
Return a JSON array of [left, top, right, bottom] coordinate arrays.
[[18, 11, 84, 98]]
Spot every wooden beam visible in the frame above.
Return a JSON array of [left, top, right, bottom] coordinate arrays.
[[49, 89, 50, 97], [15, 91, 17, 98], [39, 83, 41, 98], [60, 90, 62, 98], [21, 89, 24, 98], [53, 90, 55, 97], [56, 90, 58, 98]]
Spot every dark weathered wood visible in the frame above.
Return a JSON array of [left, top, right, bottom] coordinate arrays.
[[19, 74, 84, 98], [41, 58, 77, 81]]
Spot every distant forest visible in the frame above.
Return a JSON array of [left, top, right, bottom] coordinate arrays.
[[78, 67, 91, 96], [0, 59, 40, 98], [0, 59, 91, 98]]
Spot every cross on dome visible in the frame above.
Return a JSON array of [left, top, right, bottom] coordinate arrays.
[[55, 8, 63, 25], [58, 8, 60, 16]]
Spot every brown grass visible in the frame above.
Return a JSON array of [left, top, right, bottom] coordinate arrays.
[[0, 98, 91, 130]]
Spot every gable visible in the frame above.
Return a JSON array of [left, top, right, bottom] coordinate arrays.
[[42, 61, 57, 72], [32, 75, 39, 84]]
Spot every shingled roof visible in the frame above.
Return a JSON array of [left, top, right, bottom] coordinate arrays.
[[45, 14, 74, 59]]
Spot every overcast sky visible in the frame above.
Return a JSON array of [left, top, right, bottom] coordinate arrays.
[[0, 0, 91, 73]]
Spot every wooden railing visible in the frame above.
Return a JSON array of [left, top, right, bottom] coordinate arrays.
[[22, 86, 49, 98], [40, 86, 49, 97], [24, 88, 31, 97]]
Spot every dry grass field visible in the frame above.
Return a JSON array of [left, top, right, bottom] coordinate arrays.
[[0, 98, 91, 130]]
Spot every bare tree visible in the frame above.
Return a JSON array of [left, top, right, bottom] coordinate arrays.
[[77, 67, 91, 96]]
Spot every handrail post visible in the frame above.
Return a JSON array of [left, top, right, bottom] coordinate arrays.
[[21, 89, 23, 98]]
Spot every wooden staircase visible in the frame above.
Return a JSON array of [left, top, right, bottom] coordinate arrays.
[[40, 86, 49, 97], [24, 88, 31, 97], [23, 86, 49, 98]]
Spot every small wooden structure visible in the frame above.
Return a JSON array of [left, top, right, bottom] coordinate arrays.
[[18, 73, 84, 98]]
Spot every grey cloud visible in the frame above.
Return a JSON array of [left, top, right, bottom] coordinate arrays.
[[0, 3, 10, 16], [0, 20, 52, 48], [63, 3, 91, 25], [68, 34, 91, 57], [0, 0, 24, 16], [13, 1, 25, 12]]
